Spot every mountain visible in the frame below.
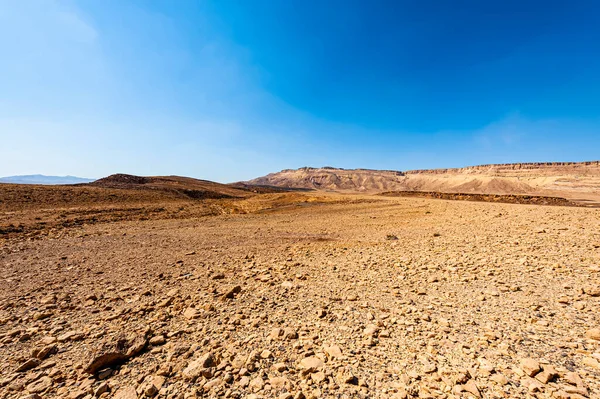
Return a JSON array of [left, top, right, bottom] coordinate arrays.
[[245, 161, 600, 201], [0, 174, 95, 185]]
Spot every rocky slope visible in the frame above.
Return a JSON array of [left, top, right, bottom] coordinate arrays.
[[246, 162, 600, 202]]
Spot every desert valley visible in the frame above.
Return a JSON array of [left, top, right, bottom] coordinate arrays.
[[0, 162, 599, 399]]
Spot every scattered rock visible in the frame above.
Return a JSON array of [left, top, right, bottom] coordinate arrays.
[[84, 333, 148, 374]]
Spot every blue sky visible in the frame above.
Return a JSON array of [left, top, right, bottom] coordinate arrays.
[[1, 0, 599, 182]]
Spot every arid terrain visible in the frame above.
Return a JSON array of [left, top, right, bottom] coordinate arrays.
[[1, 169, 599, 399], [248, 162, 600, 205]]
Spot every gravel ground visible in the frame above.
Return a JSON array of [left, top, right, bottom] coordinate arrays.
[[0, 195, 599, 399]]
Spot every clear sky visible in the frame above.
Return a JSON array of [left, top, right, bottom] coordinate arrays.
[[1, 0, 599, 182]]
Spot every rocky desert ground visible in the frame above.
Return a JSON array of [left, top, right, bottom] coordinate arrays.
[[1, 172, 599, 399]]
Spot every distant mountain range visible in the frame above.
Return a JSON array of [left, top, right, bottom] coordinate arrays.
[[0, 175, 95, 185]]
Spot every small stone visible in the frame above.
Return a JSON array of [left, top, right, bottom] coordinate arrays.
[[183, 307, 200, 320], [16, 358, 40, 372], [463, 380, 481, 398], [25, 376, 52, 394], [583, 286, 600, 297], [535, 365, 557, 384], [84, 334, 147, 374], [324, 345, 343, 359], [94, 382, 110, 397], [69, 390, 87, 399], [34, 344, 57, 360], [113, 386, 137, 399], [223, 285, 242, 299], [57, 331, 84, 342], [563, 371, 584, 387], [311, 371, 326, 383], [272, 362, 287, 372], [585, 328, 600, 341], [300, 356, 324, 371], [490, 373, 508, 385], [423, 362, 437, 374], [97, 368, 113, 380], [582, 356, 600, 370], [363, 324, 379, 337], [283, 328, 298, 340], [520, 358, 541, 377], [149, 335, 166, 346], [182, 352, 216, 380], [269, 328, 282, 340], [260, 350, 272, 359]]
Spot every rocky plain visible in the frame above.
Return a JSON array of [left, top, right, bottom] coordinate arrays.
[[1, 174, 599, 399]]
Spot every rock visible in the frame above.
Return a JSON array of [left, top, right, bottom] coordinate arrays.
[[269, 328, 282, 340], [69, 390, 87, 399], [182, 352, 216, 380], [151, 376, 165, 391], [520, 358, 541, 377], [270, 376, 289, 389], [582, 357, 600, 370], [94, 382, 110, 397], [25, 376, 52, 394], [203, 377, 222, 391], [40, 336, 57, 345], [183, 307, 201, 320], [281, 281, 294, 289], [57, 331, 84, 342], [490, 373, 508, 385], [337, 369, 358, 385], [113, 386, 137, 399], [149, 335, 166, 346], [563, 371, 585, 387], [272, 362, 287, 372], [535, 365, 557, 384], [283, 327, 298, 340], [583, 286, 600, 297], [299, 356, 324, 371], [311, 371, 326, 383], [223, 285, 242, 299], [97, 368, 113, 380], [527, 378, 544, 393], [324, 345, 343, 359], [16, 358, 40, 372], [423, 362, 437, 374], [34, 344, 57, 360], [585, 328, 600, 341], [249, 376, 265, 391], [363, 324, 379, 337], [463, 380, 481, 398], [84, 333, 148, 374]]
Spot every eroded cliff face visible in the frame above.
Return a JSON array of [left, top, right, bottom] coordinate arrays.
[[405, 161, 600, 176], [250, 168, 406, 191]]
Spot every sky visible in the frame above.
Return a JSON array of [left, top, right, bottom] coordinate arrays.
[[1, 0, 599, 182]]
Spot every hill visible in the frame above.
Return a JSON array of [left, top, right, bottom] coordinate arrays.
[[89, 173, 252, 199], [0, 174, 94, 185], [245, 161, 600, 202]]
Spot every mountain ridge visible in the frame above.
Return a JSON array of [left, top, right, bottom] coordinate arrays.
[[0, 174, 95, 185], [245, 161, 600, 202]]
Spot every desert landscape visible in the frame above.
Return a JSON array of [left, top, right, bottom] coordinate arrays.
[[0, 163, 599, 399]]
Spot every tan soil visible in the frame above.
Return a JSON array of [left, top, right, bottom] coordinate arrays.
[[0, 185, 599, 399]]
